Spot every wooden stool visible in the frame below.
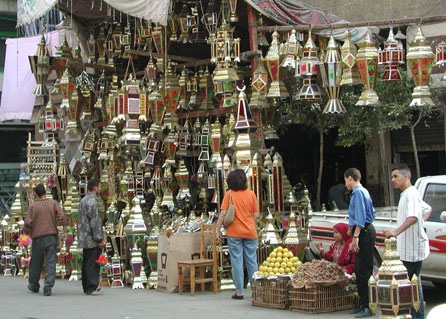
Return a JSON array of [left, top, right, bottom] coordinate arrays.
[[177, 224, 218, 296]]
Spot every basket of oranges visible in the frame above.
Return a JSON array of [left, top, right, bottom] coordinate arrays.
[[252, 246, 302, 309]]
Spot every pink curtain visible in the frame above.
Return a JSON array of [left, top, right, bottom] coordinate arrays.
[[0, 30, 60, 121]]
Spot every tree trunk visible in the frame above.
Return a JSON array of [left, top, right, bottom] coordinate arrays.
[[410, 125, 421, 179], [378, 131, 392, 206], [316, 129, 324, 210]]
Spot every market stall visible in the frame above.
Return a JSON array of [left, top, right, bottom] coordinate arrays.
[[1, 1, 445, 309]]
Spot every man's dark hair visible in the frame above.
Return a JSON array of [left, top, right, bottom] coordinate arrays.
[[87, 178, 100, 191], [34, 184, 46, 197], [344, 168, 361, 182], [392, 165, 412, 179], [227, 169, 247, 191]]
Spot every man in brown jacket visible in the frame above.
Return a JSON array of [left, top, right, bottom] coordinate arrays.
[[23, 184, 68, 296]]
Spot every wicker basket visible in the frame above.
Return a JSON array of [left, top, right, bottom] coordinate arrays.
[[252, 277, 290, 309], [289, 283, 355, 313]]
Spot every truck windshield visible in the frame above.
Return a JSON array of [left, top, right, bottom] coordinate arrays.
[[424, 183, 446, 223]]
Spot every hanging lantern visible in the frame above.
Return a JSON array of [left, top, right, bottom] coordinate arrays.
[[263, 31, 289, 98], [53, 37, 72, 80], [119, 120, 142, 156], [227, 0, 239, 23], [340, 31, 361, 85], [177, 67, 190, 112], [249, 63, 269, 109], [178, 4, 191, 44], [162, 63, 181, 129], [168, 13, 179, 42], [112, 22, 122, 58], [176, 120, 192, 157], [44, 99, 62, 133], [122, 73, 141, 120], [65, 89, 80, 135], [381, 28, 404, 81], [356, 32, 380, 106], [198, 120, 211, 161], [234, 86, 257, 133], [96, 26, 106, 64], [163, 130, 177, 166], [29, 35, 52, 97], [323, 35, 346, 114], [153, 25, 170, 56], [281, 29, 301, 69], [121, 24, 132, 59], [189, 2, 206, 43], [75, 71, 95, 119], [436, 41, 446, 81], [211, 19, 240, 108], [406, 25, 435, 106], [199, 68, 214, 110], [138, 81, 149, 131], [175, 160, 191, 201], [107, 74, 119, 124], [187, 71, 202, 110], [296, 30, 323, 101], [87, 31, 96, 63], [202, 0, 218, 40]]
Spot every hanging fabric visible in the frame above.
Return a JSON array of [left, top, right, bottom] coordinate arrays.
[[244, 0, 379, 42], [17, 0, 59, 27], [103, 0, 170, 26]]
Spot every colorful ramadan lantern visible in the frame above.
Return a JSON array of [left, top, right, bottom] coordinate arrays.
[[340, 31, 361, 85], [356, 32, 380, 106], [250, 63, 269, 109], [380, 28, 404, 81], [65, 88, 80, 135], [122, 73, 141, 120], [263, 31, 289, 98], [75, 71, 95, 119], [296, 31, 323, 101], [211, 19, 240, 108], [369, 237, 420, 317], [281, 29, 300, 69], [59, 68, 75, 110], [203, 0, 218, 40], [29, 35, 52, 97], [436, 41, 446, 81], [53, 37, 72, 80], [234, 86, 257, 132], [175, 160, 191, 200], [323, 35, 346, 114], [406, 25, 435, 106]]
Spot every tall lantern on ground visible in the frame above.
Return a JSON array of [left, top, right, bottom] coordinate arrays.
[[381, 28, 404, 81], [263, 31, 289, 99], [356, 32, 380, 106], [323, 35, 346, 114], [406, 25, 435, 106]]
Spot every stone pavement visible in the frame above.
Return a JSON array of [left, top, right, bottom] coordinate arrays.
[[0, 276, 442, 319]]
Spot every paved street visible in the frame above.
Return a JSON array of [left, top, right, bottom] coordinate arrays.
[[0, 276, 444, 319]]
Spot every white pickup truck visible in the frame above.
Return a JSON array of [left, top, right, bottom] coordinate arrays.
[[307, 175, 446, 286]]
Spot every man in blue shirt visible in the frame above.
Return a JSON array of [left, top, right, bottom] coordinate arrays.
[[345, 168, 376, 318]]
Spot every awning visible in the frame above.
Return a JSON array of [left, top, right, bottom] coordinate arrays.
[[0, 30, 60, 122]]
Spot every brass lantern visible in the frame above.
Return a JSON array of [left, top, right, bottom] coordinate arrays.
[[263, 31, 289, 98], [369, 237, 420, 317], [228, 0, 239, 23], [199, 68, 214, 110], [356, 32, 380, 106], [296, 31, 323, 101], [381, 28, 404, 81], [65, 88, 81, 135], [340, 31, 361, 85], [210, 19, 240, 108], [177, 67, 190, 112], [436, 41, 446, 81], [281, 29, 301, 69], [323, 35, 346, 114], [250, 63, 269, 109], [406, 25, 435, 106], [53, 37, 72, 80], [29, 35, 52, 97], [75, 71, 95, 120]]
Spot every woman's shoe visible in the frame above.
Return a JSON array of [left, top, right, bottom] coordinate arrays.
[[231, 293, 244, 300]]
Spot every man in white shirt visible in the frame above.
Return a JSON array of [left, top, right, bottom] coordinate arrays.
[[384, 165, 431, 319]]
